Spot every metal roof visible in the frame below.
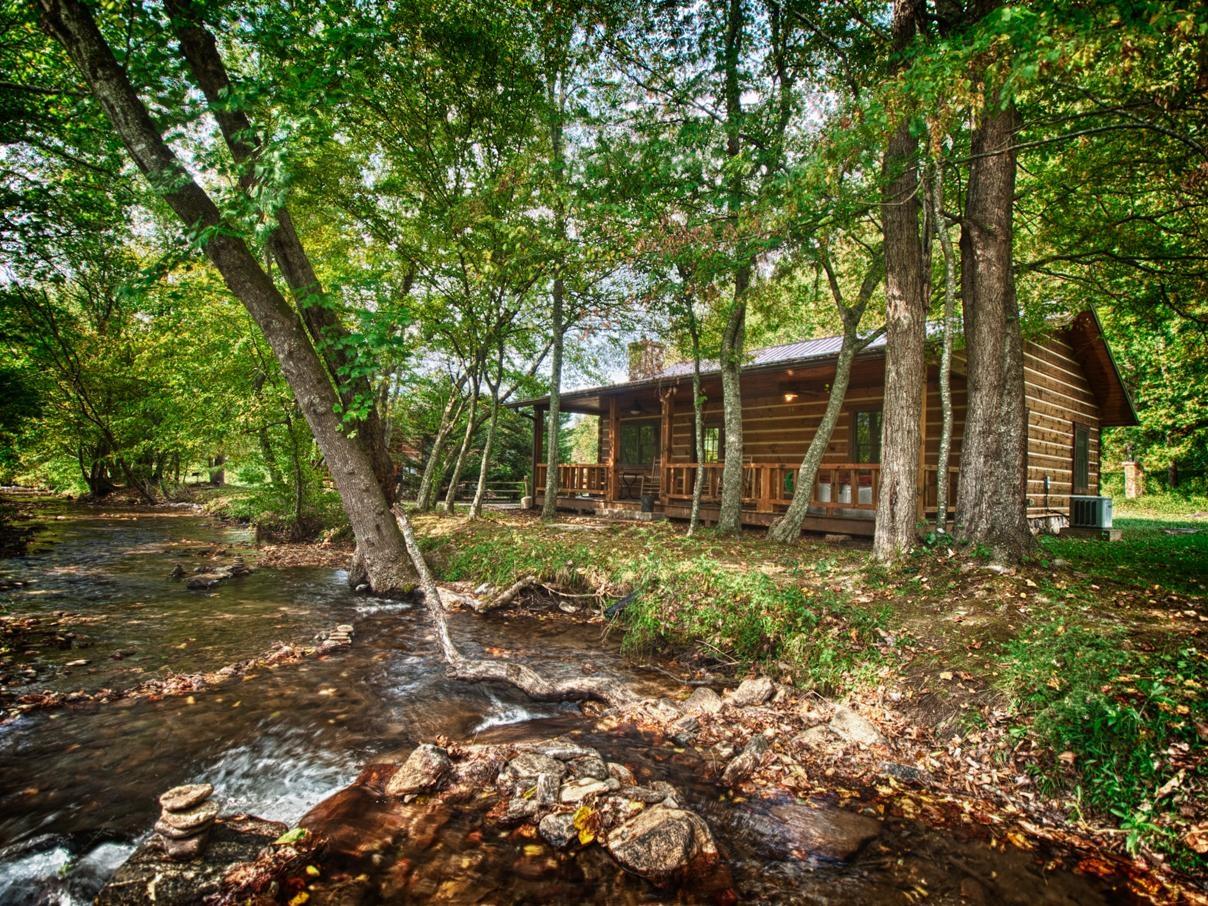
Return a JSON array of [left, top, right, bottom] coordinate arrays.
[[509, 329, 887, 411]]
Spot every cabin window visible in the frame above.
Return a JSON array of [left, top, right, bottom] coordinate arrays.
[[619, 419, 659, 466], [1072, 423, 1091, 494], [851, 408, 883, 463], [702, 425, 723, 463]]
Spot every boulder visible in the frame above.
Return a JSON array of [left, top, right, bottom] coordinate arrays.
[[559, 777, 609, 804], [501, 751, 566, 787], [829, 704, 883, 747], [738, 796, 880, 862], [538, 812, 578, 850], [726, 676, 774, 708], [605, 805, 718, 882], [720, 734, 770, 787], [96, 816, 287, 906], [385, 744, 451, 797], [159, 783, 214, 813], [681, 686, 723, 716]]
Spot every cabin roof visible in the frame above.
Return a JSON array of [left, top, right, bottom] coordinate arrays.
[[511, 309, 1138, 427]]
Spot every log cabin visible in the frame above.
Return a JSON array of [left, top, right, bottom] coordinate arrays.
[[511, 310, 1137, 536]]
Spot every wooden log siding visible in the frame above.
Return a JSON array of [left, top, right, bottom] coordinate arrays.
[[1024, 335, 1101, 517], [562, 328, 1106, 526]]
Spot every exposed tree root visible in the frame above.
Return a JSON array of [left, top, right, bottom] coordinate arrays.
[[393, 508, 637, 707], [467, 575, 539, 614]]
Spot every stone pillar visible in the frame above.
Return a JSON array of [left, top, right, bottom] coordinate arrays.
[[1123, 461, 1144, 499]]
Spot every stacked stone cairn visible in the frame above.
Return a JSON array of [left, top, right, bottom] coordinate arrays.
[[326, 623, 354, 647], [153, 783, 218, 861]]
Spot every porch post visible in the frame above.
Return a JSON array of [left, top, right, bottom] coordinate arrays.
[[607, 396, 619, 503], [659, 387, 674, 506], [531, 407, 544, 510]]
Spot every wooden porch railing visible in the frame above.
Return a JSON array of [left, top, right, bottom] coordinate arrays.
[[540, 461, 958, 515], [664, 462, 882, 513], [534, 463, 609, 497]]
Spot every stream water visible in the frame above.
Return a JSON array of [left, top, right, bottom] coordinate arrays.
[[0, 498, 1138, 904]]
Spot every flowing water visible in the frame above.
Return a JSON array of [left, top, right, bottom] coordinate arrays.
[[0, 498, 1137, 904]]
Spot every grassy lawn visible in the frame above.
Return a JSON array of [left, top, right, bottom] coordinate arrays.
[[416, 501, 1207, 871]]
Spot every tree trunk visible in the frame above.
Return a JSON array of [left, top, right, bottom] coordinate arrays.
[[443, 378, 480, 513], [469, 382, 502, 518], [768, 256, 882, 543], [873, 0, 927, 562], [541, 278, 564, 520], [928, 159, 958, 532], [393, 508, 636, 707], [686, 306, 706, 536], [955, 95, 1031, 559], [716, 0, 748, 536], [162, 0, 396, 502], [416, 384, 464, 510], [40, 0, 416, 594]]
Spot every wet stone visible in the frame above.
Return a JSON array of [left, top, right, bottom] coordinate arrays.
[[721, 734, 770, 788], [606, 805, 718, 882], [539, 812, 578, 850], [385, 743, 451, 797], [531, 738, 596, 761], [559, 777, 609, 804], [535, 772, 561, 807], [567, 754, 608, 780], [607, 762, 636, 787], [159, 783, 214, 813], [158, 800, 219, 832], [502, 751, 566, 786]]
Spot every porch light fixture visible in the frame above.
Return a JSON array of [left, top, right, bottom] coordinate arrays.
[[628, 403, 643, 415], [780, 381, 800, 403], [782, 390, 799, 403]]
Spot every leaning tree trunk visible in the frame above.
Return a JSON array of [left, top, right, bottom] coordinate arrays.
[[873, 0, 927, 562], [955, 95, 1031, 560], [163, 0, 395, 500], [928, 159, 958, 532], [769, 326, 860, 543], [39, 0, 416, 594]]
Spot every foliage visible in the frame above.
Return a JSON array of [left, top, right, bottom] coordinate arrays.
[[998, 617, 1206, 868]]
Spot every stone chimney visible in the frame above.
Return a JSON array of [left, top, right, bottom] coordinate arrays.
[[627, 338, 666, 382]]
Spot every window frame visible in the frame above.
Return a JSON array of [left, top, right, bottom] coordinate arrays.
[[850, 408, 884, 464], [1072, 422, 1091, 495], [702, 424, 724, 463], [618, 418, 660, 467]]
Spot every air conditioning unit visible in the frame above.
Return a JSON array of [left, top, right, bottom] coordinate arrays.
[[1070, 495, 1113, 529]]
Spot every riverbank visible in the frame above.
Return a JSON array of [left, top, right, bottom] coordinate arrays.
[[403, 505, 1207, 889]]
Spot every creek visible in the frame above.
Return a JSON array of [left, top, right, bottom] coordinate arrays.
[[0, 499, 1134, 903]]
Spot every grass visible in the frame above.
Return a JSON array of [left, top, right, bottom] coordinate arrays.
[[427, 515, 888, 691], [998, 616, 1206, 865], [415, 501, 1207, 871]]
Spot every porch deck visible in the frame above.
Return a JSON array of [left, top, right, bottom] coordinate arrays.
[[535, 462, 958, 536]]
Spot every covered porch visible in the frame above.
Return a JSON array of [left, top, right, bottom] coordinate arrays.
[[522, 351, 959, 536]]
